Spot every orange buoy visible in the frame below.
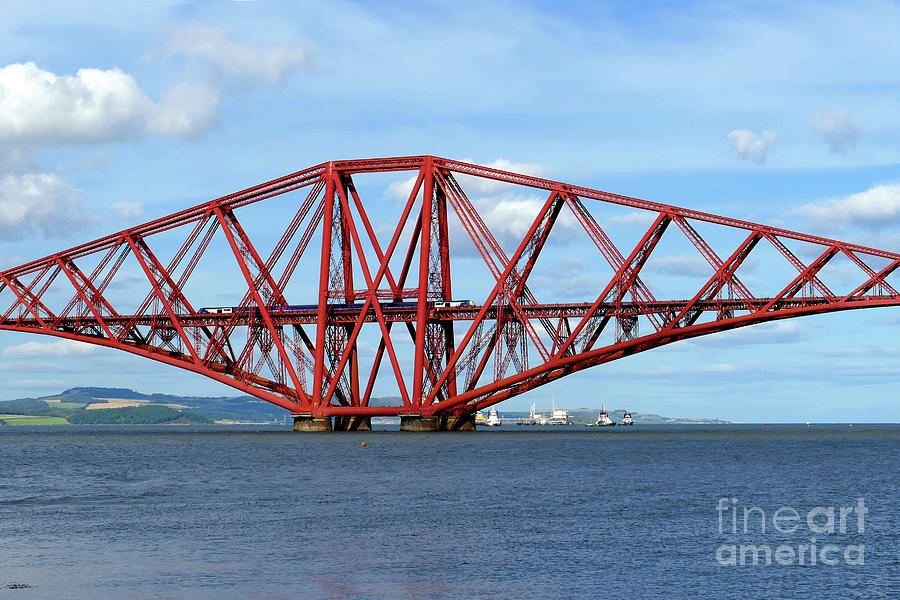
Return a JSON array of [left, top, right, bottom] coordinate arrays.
[[361, 441, 367, 447]]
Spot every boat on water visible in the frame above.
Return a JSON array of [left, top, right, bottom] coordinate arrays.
[[518, 403, 548, 425], [475, 411, 487, 425], [587, 403, 616, 427], [484, 408, 502, 427], [620, 410, 634, 426], [546, 394, 572, 425]]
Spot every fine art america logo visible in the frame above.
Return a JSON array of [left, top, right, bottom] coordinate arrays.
[[716, 497, 867, 566]]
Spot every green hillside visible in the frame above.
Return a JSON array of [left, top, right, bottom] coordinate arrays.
[[0, 390, 212, 425]]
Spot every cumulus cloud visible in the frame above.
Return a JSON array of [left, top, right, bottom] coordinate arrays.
[[0, 62, 219, 145], [476, 192, 578, 249], [0, 172, 96, 240], [2, 339, 100, 358], [728, 130, 776, 164], [165, 25, 316, 86], [795, 183, 900, 229], [110, 201, 143, 219], [810, 110, 863, 154]]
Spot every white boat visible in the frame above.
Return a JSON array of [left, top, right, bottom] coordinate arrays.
[[589, 403, 616, 427], [620, 410, 634, 426], [521, 403, 548, 425], [484, 408, 502, 426], [546, 395, 572, 425]]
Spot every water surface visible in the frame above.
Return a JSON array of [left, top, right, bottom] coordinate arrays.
[[1, 424, 897, 599]]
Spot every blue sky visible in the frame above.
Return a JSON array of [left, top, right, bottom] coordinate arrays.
[[0, 0, 898, 421]]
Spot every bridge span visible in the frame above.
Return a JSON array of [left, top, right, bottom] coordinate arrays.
[[1, 156, 899, 431]]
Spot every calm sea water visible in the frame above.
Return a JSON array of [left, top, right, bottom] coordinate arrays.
[[0, 424, 897, 599]]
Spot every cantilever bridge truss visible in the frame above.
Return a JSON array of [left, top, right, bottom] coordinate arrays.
[[2, 155, 900, 422]]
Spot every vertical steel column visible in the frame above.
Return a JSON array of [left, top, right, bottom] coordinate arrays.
[[436, 182, 457, 398], [312, 163, 335, 413], [412, 157, 434, 405], [338, 175, 360, 404]]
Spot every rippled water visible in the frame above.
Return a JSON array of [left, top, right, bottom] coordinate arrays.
[[1, 424, 897, 599]]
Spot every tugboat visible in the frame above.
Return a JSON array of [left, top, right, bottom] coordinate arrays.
[[587, 403, 616, 427], [484, 408, 502, 427], [620, 410, 634, 426]]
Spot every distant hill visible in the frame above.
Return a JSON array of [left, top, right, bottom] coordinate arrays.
[[0, 387, 404, 425], [0, 390, 211, 425]]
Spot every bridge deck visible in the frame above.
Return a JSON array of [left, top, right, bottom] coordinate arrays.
[[0, 297, 843, 329]]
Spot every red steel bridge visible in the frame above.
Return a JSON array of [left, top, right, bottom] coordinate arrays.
[[1, 156, 899, 430]]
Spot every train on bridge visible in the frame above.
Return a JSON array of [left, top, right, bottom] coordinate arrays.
[[197, 300, 477, 315]]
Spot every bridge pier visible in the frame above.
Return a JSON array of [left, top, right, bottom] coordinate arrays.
[[333, 416, 372, 431], [400, 415, 476, 431], [442, 414, 476, 431], [290, 414, 475, 432], [400, 415, 441, 431], [292, 415, 333, 432]]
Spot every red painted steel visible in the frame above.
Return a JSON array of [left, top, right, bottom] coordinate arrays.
[[2, 155, 899, 417]]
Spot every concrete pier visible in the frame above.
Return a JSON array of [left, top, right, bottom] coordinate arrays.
[[333, 416, 372, 431], [400, 415, 476, 431], [291, 414, 475, 432], [292, 415, 333, 432], [442, 414, 476, 431], [400, 415, 441, 431]]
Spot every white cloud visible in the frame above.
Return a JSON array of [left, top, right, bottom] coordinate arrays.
[[386, 174, 419, 202], [165, 25, 316, 86], [0, 62, 219, 145], [795, 183, 900, 229], [110, 201, 143, 219], [810, 110, 863, 154], [147, 82, 220, 139], [728, 130, 776, 164], [2, 339, 101, 358], [0, 172, 95, 240], [457, 158, 552, 194], [0, 62, 151, 144], [476, 193, 577, 248], [645, 255, 710, 278]]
